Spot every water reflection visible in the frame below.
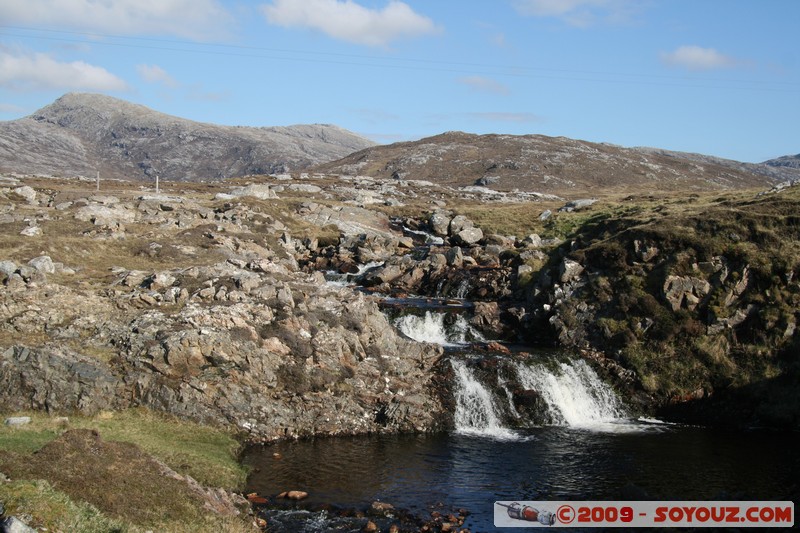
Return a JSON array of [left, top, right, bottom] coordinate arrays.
[[243, 427, 800, 531]]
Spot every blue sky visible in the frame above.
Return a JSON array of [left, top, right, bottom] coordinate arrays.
[[0, 0, 798, 163]]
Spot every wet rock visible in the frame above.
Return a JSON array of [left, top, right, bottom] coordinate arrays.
[[371, 501, 395, 513], [363, 520, 378, 532], [445, 246, 463, 267]]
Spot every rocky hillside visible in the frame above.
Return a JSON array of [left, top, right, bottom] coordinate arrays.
[[315, 131, 799, 194], [2, 167, 799, 436], [765, 153, 800, 170], [0, 93, 376, 182]]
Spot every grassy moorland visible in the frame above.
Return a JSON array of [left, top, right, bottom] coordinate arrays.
[[0, 409, 251, 532]]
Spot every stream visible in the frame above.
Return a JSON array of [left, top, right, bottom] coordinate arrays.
[[243, 270, 799, 531]]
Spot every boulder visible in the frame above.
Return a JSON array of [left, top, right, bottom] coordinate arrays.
[[448, 215, 473, 236], [75, 205, 136, 225], [559, 258, 584, 283], [429, 211, 451, 236], [0, 260, 18, 277], [452, 227, 483, 246], [4, 416, 32, 426], [229, 184, 277, 200], [445, 246, 463, 267], [12, 186, 37, 203], [28, 255, 56, 274], [20, 226, 42, 237], [523, 234, 543, 247], [559, 198, 597, 212]]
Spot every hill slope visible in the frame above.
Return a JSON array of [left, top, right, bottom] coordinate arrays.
[[0, 93, 376, 181], [764, 153, 800, 170], [315, 131, 798, 195]]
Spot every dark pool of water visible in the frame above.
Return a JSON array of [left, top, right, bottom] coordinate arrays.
[[242, 425, 799, 531]]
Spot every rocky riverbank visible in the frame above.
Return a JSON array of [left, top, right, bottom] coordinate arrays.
[[3, 174, 800, 439]]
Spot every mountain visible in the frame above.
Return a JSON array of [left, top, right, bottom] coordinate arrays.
[[764, 153, 800, 170], [0, 93, 376, 181], [314, 131, 799, 195]]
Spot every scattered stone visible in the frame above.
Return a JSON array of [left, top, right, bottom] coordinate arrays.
[[475, 176, 499, 186], [1, 516, 37, 533], [429, 211, 451, 236], [27, 255, 55, 274], [19, 226, 41, 237], [452, 227, 483, 246], [523, 234, 543, 247], [4, 416, 31, 426], [0, 260, 18, 277], [246, 493, 269, 505], [363, 520, 378, 532], [539, 209, 552, 221], [559, 258, 584, 283], [286, 490, 308, 501], [371, 501, 395, 513], [448, 215, 473, 235], [559, 198, 597, 212], [12, 186, 37, 203]]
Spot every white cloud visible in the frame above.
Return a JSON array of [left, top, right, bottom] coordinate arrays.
[[0, 49, 128, 91], [513, 0, 638, 27], [0, 0, 233, 41], [660, 45, 737, 71], [137, 64, 179, 88], [458, 76, 510, 95], [261, 0, 440, 47]]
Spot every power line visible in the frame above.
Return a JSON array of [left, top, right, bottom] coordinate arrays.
[[1, 25, 797, 92]]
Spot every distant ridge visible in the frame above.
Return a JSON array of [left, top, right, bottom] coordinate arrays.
[[315, 131, 799, 194], [764, 153, 800, 170], [0, 93, 376, 181]]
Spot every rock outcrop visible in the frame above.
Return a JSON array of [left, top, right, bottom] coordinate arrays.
[[0, 93, 376, 181]]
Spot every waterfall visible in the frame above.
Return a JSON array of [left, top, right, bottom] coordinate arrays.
[[394, 312, 484, 346], [325, 261, 384, 286], [454, 279, 471, 299], [513, 359, 628, 429], [451, 359, 519, 440]]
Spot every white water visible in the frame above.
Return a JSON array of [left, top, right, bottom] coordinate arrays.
[[394, 312, 485, 346], [325, 261, 384, 287], [451, 359, 520, 440], [514, 359, 630, 430], [454, 279, 471, 299]]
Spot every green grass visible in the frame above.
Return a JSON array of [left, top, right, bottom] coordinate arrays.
[[0, 408, 247, 489], [0, 409, 252, 532]]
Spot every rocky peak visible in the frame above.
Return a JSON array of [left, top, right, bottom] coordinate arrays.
[[0, 93, 376, 181]]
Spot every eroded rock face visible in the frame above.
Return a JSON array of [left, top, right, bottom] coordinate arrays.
[[0, 184, 447, 442]]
